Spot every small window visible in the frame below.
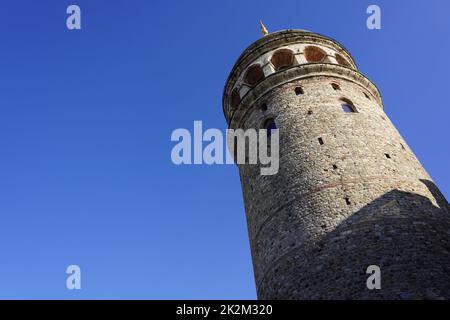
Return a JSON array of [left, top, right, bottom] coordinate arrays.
[[345, 197, 351, 205], [331, 83, 341, 91], [260, 103, 268, 112], [364, 92, 371, 100], [307, 110, 313, 115], [385, 153, 391, 159], [342, 104, 355, 113], [264, 119, 277, 137], [332, 164, 338, 170], [318, 137, 324, 145], [400, 143, 406, 150], [340, 98, 357, 113], [295, 86, 304, 95]]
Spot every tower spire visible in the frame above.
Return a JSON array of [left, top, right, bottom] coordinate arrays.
[[259, 20, 269, 36]]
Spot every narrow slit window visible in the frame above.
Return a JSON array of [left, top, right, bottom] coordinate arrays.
[[345, 197, 351, 205], [385, 153, 391, 159], [318, 137, 324, 145], [332, 83, 340, 91]]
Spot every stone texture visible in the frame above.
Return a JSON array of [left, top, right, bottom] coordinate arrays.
[[222, 30, 450, 300]]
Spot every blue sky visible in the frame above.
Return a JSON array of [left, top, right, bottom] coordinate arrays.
[[0, 0, 448, 299]]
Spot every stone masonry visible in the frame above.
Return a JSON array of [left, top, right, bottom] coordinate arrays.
[[222, 30, 450, 299]]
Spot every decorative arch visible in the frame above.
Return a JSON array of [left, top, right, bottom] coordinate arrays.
[[244, 64, 265, 86], [335, 53, 352, 67], [304, 46, 328, 63], [270, 49, 295, 71]]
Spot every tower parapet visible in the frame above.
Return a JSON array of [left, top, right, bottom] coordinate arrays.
[[223, 30, 382, 125]]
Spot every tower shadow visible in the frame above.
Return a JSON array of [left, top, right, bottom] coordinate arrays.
[[263, 180, 450, 300]]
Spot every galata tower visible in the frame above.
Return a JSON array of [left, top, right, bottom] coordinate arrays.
[[222, 29, 450, 299]]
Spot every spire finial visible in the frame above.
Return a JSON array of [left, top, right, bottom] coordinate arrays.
[[259, 20, 269, 36]]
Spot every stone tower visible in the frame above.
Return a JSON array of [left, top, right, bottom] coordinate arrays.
[[222, 29, 450, 299]]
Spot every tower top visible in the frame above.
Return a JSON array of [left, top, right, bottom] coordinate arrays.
[[222, 29, 382, 125]]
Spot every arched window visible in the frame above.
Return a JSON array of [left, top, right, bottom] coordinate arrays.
[[335, 53, 351, 67], [264, 118, 277, 137], [304, 46, 328, 63], [244, 64, 265, 86], [231, 89, 241, 109], [340, 98, 357, 113], [270, 49, 294, 71]]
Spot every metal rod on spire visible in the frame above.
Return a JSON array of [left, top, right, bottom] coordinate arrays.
[[259, 20, 269, 36]]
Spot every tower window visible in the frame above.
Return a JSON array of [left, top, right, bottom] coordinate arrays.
[[345, 197, 351, 205], [270, 49, 295, 71], [307, 110, 313, 115], [264, 118, 277, 137], [318, 137, 324, 145], [260, 103, 268, 112], [364, 92, 371, 100], [295, 86, 304, 95], [244, 64, 265, 86], [340, 98, 357, 113], [304, 46, 328, 63], [335, 53, 351, 67], [331, 83, 341, 91], [333, 164, 338, 170], [342, 104, 355, 113], [385, 153, 391, 159]]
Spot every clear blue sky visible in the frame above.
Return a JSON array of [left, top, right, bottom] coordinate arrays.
[[0, 0, 448, 299]]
